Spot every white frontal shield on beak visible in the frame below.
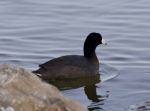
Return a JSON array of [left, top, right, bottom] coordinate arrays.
[[102, 38, 107, 45]]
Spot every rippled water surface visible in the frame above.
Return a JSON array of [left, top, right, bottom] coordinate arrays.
[[1, 0, 150, 111]]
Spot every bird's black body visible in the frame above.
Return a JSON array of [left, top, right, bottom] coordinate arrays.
[[33, 32, 104, 80]]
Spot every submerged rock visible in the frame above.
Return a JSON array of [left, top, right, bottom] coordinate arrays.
[[0, 64, 87, 111]]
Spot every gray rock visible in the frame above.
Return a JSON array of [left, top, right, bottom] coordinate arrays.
[[0, 64, 87, 111]]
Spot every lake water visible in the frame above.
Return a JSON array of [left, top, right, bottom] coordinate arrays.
[[1, 0, 150, 111]]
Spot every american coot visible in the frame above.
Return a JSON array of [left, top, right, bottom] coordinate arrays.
[[33, 32, 106, 80]]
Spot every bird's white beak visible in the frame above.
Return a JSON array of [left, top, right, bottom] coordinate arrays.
[[102, 38, 107, 45]]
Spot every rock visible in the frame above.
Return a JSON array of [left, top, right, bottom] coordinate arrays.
[[0, 64, 87, 111]]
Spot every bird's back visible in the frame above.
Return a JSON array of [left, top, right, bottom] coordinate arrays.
[[34, 55, 99, 80]]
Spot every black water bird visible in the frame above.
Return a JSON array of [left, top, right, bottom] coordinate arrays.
[[33, 32, 106, 80]]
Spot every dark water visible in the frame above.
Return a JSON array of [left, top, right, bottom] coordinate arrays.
[[1, 0, 150, 111]]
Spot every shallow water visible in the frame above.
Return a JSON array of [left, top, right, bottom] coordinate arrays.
[[1, 0, 150, 111]]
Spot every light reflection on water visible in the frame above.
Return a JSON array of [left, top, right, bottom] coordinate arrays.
[[1, 0, 150, 111]]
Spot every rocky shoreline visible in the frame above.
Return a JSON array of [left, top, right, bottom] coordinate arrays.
[[0, 64, 87, 111]]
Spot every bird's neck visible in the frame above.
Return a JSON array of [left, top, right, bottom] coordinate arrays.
[[84, 45, 96, 58], [84, 46, 99, 72]]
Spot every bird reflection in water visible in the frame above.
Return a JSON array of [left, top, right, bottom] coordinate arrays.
[[85, 84, 109, 111], [44, 74, 109, 111]]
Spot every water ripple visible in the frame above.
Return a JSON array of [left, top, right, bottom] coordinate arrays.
[[1, 0, 150, 111]]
